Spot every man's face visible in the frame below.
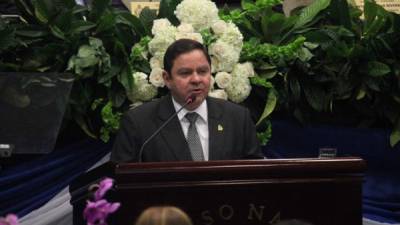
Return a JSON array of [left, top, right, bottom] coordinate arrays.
[[163, 49, 211, 110]]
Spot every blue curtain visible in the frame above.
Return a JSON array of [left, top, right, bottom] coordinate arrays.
[[264, 120, 400, 223], [0, 139, 111, 217]]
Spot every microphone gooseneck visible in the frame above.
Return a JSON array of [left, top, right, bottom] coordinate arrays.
[[137, 94, 197, 162]]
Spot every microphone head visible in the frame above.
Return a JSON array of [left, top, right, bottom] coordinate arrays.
[[186, 94, 197, 104]]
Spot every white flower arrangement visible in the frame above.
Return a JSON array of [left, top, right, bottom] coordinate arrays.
[[127, 72, 158, 102], [174, 0, 219, 31], [128, 0, 255, 104]]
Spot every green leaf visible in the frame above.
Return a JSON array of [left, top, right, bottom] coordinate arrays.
[[250, 76, 273, 88], [356, 88, 366, 100], [0, 27, 16, 50], [367, 61, 391, 77], [256, 120, 272, 146], [256, 90, 277, 125], [109, 88, 126, 108], [288, 75, 301, 101], [98, 65, 119, 84], [261, 11, 286, 42], [390, 118, 400, 147], [158, 0, 181, 25], [364, 0, 389, 37], [298, 47, 313, 62], [15, 27, 49, 38], [294, 0, 331, 29], [52, 0, 76, 9], [14, 0, 37, 23], [328, 0, 351, 29], [364, 0, 378, 27], [241, 0, 255, 11], [118, 65, 134, 91], [364, 77, 381, 92], [90, 0, 111, 19], [96, 11, 116, 33], [116, 11, 147, 37], [53, 9, 73, 33], [74, 113, 97, 139], [70, 20, 96, 34], [303, 85, 326, 112], [49, 25, 66, 40], [33, 0, 51, 23], [77, 45, 96, 58], [139, 7, 158, 35]]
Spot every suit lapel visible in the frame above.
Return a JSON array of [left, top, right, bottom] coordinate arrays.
[[207, 97, 225, 160], [158, 95, 192, 161]]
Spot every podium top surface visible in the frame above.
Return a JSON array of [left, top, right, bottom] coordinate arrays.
[[113, 157, 366, 184]]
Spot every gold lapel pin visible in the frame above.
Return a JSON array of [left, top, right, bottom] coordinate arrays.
[[217, 124, 223, 131]]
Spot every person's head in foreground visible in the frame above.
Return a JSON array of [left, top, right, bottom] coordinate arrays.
[[135, 206, 193, 225], [163, 39, 212, 111]]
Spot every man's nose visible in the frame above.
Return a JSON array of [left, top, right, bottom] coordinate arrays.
[[190, 73, 201, 82]]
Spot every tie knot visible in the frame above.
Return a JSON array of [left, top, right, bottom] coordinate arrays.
[[185, 112, 199, 124]]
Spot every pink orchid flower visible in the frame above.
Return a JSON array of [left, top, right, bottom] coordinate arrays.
[[94, 177, 114, 201], [0, 214, 19, 225]]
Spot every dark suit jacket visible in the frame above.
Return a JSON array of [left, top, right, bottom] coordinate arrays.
[[110, 95, 263, 162]]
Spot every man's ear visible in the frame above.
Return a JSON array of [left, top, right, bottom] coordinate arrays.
[[162, 70, 171, 88]]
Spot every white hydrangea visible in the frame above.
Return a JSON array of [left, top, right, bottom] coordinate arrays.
[[175, 32, 204, 44], [219, 22, 243, 50], [177, 23, 194, 33], [133, 83, 158, 102], [132, 72, 148, 86], [149, 68, 165, 87], [225, 75, 252, 103], [148, 32, 176, 56], [209, 40, 240, 72], [150, 56, 163, 69], [174, 0, 219, 31], [152, 19, 174, 35], [232, 62, 255, 78], [214, 72, 232, 89], [211, 20, 228, 36], [209, 89, 228, 100], [209, 76, 215, 91], [127, 72, 158, 102]]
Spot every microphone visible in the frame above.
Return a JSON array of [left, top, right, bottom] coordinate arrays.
[[137, 94, 197, 162]]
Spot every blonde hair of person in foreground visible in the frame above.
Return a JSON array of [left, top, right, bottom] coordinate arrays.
[[135, 206, 193, 225]]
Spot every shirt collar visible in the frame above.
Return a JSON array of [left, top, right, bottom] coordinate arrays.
[[172, 97, 208, 123]]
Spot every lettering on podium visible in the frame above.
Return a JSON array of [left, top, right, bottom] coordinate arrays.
[[200, 203, 281, 225]]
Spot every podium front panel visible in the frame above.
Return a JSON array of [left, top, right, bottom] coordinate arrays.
[[112, 158, 365, 225]]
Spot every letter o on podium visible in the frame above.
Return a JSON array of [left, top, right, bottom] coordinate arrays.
[[219, 205, 234, 220]]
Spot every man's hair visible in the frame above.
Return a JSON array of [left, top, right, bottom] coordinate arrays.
[[135, 206, 193, 225], [163, 39, 211, 75]]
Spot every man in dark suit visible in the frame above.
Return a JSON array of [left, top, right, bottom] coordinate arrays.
[[111, 39, 263, 162]]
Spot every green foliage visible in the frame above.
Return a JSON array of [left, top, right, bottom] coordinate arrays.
[[257, 120, 272, 146], [226, 0, 400, 147], [96, 100, 122, 142], [0, 0, 150, 141]]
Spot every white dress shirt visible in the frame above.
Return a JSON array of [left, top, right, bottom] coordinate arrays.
[[172, 97, 209, 160]]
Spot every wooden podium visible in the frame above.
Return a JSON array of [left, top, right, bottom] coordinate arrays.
[[109, 157, 365, 225]]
